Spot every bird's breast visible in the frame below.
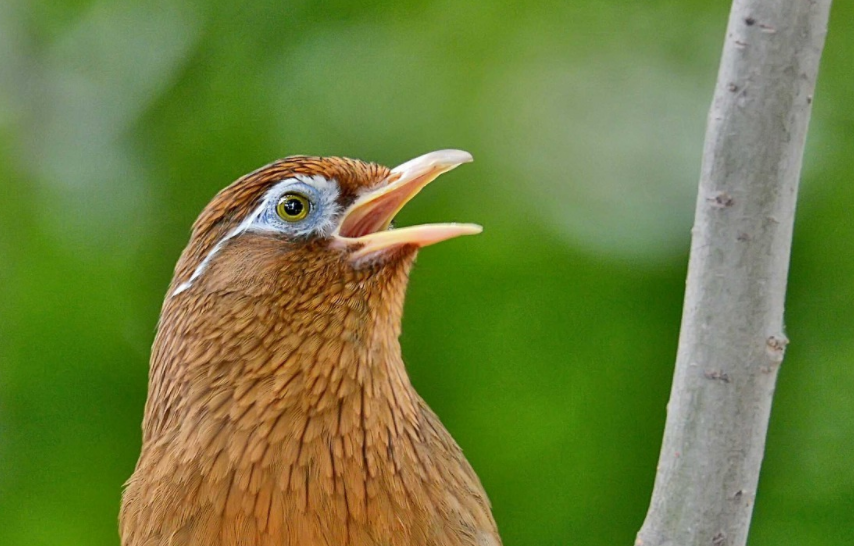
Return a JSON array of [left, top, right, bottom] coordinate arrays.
[[122, 380, 498, 546]]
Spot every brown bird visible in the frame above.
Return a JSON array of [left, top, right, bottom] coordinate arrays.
[[120, 150, 500, 546]]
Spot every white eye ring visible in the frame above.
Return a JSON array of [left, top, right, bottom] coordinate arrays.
[[253, 176, 340, 238]]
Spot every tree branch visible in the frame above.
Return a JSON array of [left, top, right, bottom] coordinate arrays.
[[636, 1, 832, 545]]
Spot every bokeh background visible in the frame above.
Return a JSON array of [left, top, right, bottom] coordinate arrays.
[[1, 1, 852, 545]]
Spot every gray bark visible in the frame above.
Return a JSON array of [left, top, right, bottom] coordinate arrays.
[[636, 1, 832, 545]]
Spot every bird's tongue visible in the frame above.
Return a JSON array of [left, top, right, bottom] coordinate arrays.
[[334, 149, 482, 261]]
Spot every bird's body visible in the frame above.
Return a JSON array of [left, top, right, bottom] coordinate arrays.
[[120, 152, 499, 546]]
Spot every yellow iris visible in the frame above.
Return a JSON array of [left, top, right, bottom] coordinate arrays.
[[276, 193, 310, 222]]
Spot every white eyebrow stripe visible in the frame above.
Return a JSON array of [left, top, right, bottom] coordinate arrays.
[[172, 233, 235, 296], [170, 175, 340, 298], [171, 204, 265, 296]]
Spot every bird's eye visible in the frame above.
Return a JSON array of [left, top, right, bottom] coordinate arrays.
[[276, 193, 311, 222]]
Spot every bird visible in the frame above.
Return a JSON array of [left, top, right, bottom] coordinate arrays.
[[119, 150, 501, 546]]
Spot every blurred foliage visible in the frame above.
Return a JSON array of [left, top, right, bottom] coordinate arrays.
[[1, 1, 852, 545]]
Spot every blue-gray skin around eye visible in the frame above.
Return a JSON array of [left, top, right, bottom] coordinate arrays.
[[250, 177, 342, 240]]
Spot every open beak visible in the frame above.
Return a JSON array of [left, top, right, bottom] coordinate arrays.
[[334, 149, 482, 262]]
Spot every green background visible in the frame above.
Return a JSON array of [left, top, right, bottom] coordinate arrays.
[[1, 1, 852, 544]]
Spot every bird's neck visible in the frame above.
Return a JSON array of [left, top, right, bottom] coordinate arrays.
[[143, 254, 419, 447]]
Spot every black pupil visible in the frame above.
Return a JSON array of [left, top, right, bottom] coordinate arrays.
[[283, 198, 304, 217]]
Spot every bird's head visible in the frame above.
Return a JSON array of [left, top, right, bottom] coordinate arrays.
[[165, 149, 479, 329]]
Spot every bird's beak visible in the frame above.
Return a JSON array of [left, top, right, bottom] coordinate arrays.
[[334, 149, 482, 262]]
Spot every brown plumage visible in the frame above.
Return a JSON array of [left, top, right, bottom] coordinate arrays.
[[120, 151, 499, 546]]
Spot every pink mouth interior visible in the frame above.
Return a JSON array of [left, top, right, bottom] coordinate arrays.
[[338, 177, 426, 238]]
